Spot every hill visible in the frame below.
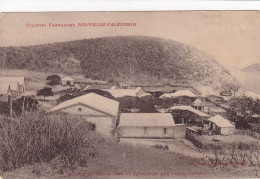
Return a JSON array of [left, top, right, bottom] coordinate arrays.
[[242, 63, 260, 72], [0, 36, 237, 91]]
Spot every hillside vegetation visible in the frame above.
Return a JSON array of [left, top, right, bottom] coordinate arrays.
[[0, 36, 237, 91]]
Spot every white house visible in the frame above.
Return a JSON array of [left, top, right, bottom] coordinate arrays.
[[159, 90, 196, 99], [103, 87, 146, 98], [61, 77, 74, 86], [207, 115, 235, 135], [117, 113, 186, 139], [49, 93, 119, 136]]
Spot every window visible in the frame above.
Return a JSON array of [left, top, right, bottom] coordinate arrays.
[[163, 128, 167, 134], [78, 108, 82, 111]]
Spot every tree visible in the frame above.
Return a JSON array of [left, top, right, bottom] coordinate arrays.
[[225, 80, 241, 96], [227, 95, 260, 129], [36, 87, 54, 100], [46, 74, 61, 86]]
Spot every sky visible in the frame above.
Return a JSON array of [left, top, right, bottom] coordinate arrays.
[[0, 11, 259, 72]]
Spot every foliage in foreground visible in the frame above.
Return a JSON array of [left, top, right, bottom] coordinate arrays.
[[0, 111, 98, 173]]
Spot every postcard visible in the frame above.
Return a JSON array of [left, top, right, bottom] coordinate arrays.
[[0, 11, 260, 178]]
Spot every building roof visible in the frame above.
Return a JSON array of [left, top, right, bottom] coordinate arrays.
[[0, 77, 25, 85], [168, 105, 210, 117], [49, 93, 119, 116], [159, 90, 196, 99], [103, 87, 143, 98], [0, 77, 25, 91], [0, 83, 10, 94], [118, 113, 175, 127], [207, 115, 234, 128], [193, 98, 202, 106], [61, 77, 74, 81]]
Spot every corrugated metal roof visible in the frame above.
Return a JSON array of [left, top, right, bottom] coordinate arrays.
[[207, 115, 234, 128], [168, 105, 210, 117], [50, 93, 119, 116], [119, 113, 175, 127]]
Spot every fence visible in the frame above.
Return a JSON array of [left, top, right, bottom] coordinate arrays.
[[186, 127, 198, 140]]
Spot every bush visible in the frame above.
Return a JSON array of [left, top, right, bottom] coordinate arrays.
[[46, 75, 61, 86], [0, 111, 98, 172]]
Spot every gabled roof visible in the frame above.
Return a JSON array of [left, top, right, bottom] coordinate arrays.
[[0, 77, 25, 85], [1, 81, 19, 91], [207, 115, 234, 128], [168, 105, 210, 117], [103, 87, 143, 98], [0, 77, 25, 90], [0, 83, 11, 94], [159, 90, 196, 99], [49, 93, 119, 116], [118, 113, 175, 127], [193, 98, 202, 106], [61, 77, 74, 81]]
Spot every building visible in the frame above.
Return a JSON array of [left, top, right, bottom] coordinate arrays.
[[207, 115, 235, 135], [0, 77, 25, 101], [117, 113, 186, 139], [61, 77, 74, 86], [192, 98, 204, 111], [49, 93, 119, 136], [168, 105, 210, 117], [159, 90, 196, 99], [0, 83, 11, 101], [103, 87, 146, 98]]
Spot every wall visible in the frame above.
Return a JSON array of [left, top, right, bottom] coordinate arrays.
[[118, 124, 186, 139], [220, 127, 235, 135], [60, 104, 115, 136]]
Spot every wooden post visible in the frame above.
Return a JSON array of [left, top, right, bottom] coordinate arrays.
[[10, 97, 12, 119]]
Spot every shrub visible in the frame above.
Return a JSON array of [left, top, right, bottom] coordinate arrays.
[[46, 75, 61, 86], [0, 111, 98, 173]]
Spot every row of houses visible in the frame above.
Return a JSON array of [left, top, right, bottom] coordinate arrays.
[[0, 77, 25, 101], [49, 92, 235, 138]]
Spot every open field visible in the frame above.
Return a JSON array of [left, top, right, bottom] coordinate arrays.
[[3, 139, 257, 179]]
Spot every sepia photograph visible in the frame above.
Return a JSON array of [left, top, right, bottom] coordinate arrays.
[[0, 11, 260, 178]]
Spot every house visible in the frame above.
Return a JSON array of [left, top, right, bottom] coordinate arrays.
[[0, 77, 25, 100], [167, 105, 210, 117], [0, 83, 11, 101], [61, 77, 74, 86], [117, 113, 186, 139], [192, 98, 204, 111], [159, 90, 196, 99], [103, 87, 146, 98], [207, 115, 235, 135], [49, 93, 119, 136]]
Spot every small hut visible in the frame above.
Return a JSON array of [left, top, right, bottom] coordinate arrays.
[[192, 98, 204, 111], [207, 115, 235, 135], [61, 77, 74, 86]]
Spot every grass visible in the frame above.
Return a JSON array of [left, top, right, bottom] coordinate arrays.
[[187, 133, 260, 151], [2, 138, 257, 178], [0, 111, 259, 178], [0, 111, 97, 173]]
